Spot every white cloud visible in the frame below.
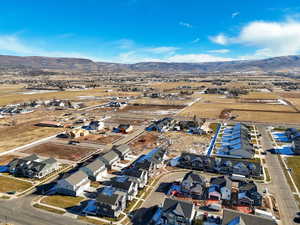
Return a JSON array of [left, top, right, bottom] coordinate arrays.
[[144, 46, 179, 54], [211, 20, 300, 57], [232, 12, 240, 18], [191, 38, 200, 44], [179, 21, 193, 28], [209, 33, 229, 45], [207, 49, 230, 54]]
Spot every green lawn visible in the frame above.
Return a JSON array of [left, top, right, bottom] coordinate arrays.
[[41, 195, 84, 209], [0, 176, 33, 193]]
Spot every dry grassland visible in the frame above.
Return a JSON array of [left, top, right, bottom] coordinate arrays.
[[240, 92, 279, 99], [233, 111, 300, 123]]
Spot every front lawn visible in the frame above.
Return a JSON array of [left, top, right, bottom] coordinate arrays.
[[286, 156, 300, 190], [0, 176, 33, 193], [41, 195, 84, 209]]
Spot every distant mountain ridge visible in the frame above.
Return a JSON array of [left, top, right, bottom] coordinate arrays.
[[0, 54, 300, 73]]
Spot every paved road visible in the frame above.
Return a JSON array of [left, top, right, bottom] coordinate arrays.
[[258, 125, 298, 225], [0, 195, 87, 225]]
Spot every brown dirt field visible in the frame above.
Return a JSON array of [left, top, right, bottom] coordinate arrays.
[[277, 92, 300, 98], [233, 111, 300, 123], [76, 134, 120, 145], [285, 98, 300, 111], [0, 120, 63, 153], [0, 154, 20, 165], [129, 132, 159, 154], [23, 142, 96, 161]]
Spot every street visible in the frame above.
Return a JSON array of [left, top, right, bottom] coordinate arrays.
[[258, 125, 299, 225]]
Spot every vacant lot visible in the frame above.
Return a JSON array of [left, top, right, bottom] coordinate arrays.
[[129, 132, 159, 154], [0, 120, 63, 153], [106, 117, 149, 126], [234, 111, 300, 124], [240, 92, 279, 99], [0, 154, 20, 165], [0, 176, 33, 193], [286, 156, 300, 190], [23, 142, 96, 161], [41, 195, 84, 209], [131, 98, 189, 106], [76, 134, 121, 145], [178, 101, 296, 119]]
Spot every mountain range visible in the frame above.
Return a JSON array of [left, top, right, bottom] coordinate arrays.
[[1, 54, 300, 73]]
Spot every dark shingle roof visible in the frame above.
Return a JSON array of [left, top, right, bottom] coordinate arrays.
[[162, 198, 194, 219], [222, 209, 277, 225]]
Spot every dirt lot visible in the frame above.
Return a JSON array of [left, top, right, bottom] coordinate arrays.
[[129, 132, 160, 155], [0, 154, 20, 165], [23, 142, 96, 161], [164, 132, 210, 157], [76, 134, 121, 145], [0, 120, 63, 153]]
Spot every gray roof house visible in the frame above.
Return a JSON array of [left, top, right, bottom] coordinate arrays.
[[99, 151, 120, 170], [161, 198, 196, 225], [96, 186, 127, 218], [222, 209, 277, 225], [80, 158, 107, 181], [181, 171, 206, 200], [123, 168, 148, 189], [9, 154, 58, 179], [56, 170, 90, 196], [111, 176, 139, 201], [112, 144, 131, 160]]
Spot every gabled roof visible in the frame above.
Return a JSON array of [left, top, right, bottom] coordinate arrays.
[[96, 186, 126, 206], [64, 170, 88, 186], [162, 198, 194, 219], [113, 144, 131, 155], [84, 158, 105, 172], [99, 151, 119, 164], [222, 209, 277, 225]]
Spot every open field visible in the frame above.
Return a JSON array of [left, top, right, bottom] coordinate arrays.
[[178, 101, 296, 119], [0, 85, 141, 106], [148, 81, 207, 90], [129, 132, 160, 154], [286, 156, 300, 190], [0, 176, 33, 193], [106, 117, 149, 126], [240, 92, 279, 99], [76, 134, 121, 145], [131, 97, 190, 106], [41, 195, 84, 209], [22, 142, 96, 161], [120, 105, 184, 117], [234, 111, 300, 124], [0, 121, 63, 153]]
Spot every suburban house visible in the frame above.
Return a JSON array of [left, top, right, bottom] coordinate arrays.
[[181, 171, 206, 199], [67, 128, 89, 138], [9, 154, 58, 179], [123, 168, 148, 188], [111, 176, 139, 201], [113, 124, 133, 133], [222, 209, 277, 225], [146, 117, 175, 132], [135, 147, 167, 174], [87, 121, 105, 131], [178, 152, 262, 178], [96, 186, 127, 218], [80, 158, 107, 181], [56, 170, 90, 196], [161, 198, 196, 225], [112, 144, 131, 160], [210, 176, 232, 201], [237, 181, 262, 206], [217, 123, 255, 159], [99, 151, 120, 170]]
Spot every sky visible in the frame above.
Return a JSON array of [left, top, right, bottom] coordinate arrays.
[[1, 0, 300, 63]]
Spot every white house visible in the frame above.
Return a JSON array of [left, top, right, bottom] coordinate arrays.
[[56, 170, 90, 196], [80, 158, 107, 181]]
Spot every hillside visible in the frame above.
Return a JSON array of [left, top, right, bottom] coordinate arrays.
[[0, 54, 300, 73]]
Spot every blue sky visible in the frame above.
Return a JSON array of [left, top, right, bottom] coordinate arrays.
[[1, 0, 300, 63]]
